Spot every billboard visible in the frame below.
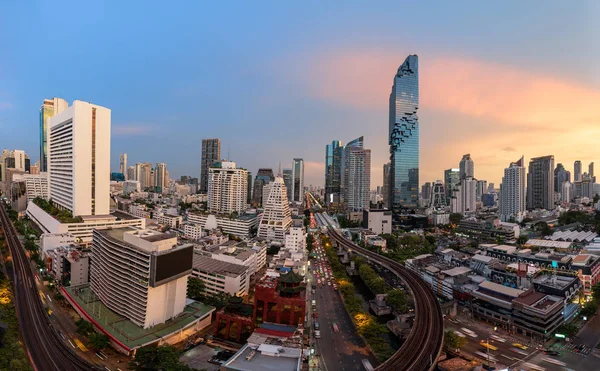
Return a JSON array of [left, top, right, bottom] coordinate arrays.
[[150, 245, 194, 287]]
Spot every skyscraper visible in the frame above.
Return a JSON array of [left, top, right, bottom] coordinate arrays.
[[252, 168, 275, 205], [389, 55, 419, 216], [499, 156, 526, 222], [345, 148, 371, 213], [325, 140, 343, 205], [120, 153, 128, 178], [527, 155, 555, 210], [589, 162, 595, 182], [208, 161, 248, 213], [257, 176, 292, 242], [554, 163, 571, 192], [459, 154, 474, 179], [292, 158, 304, 204], [247, 172, 253, 203], [201, 138, 221, 193], [48, 100, 111, 216], [39, 98, 68, 172], [574, 160, 582, 182], [154, 162, 168, 190], [444, 168, 460, 203], [476, 180, 487, 202], [127, 166, 136, 181], [421, 182, 432, 207], [282, 169, 293, 201], [382, 162, 390, 209], [450, 178, 476, 213]]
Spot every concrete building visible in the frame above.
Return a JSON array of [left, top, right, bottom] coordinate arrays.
[[527, 155, 555, 210], [192, 253, 249, 296], [40, 232, 77, 257], [499, 156, 526, 222], [154, 162, 168, 191], [187, 212, 259, 238], [200, 138, 221, 193], [123, 180, 141, 195], [345, 147, 371, 213], [39, 98, 68, 172], [362, 209, 392, 235], [459, 153, 474, 179], [208, 161, 248, 214], [48, 101, 111, 216], [291, 158, 304, 204], [444, 168, 460, 203], [574, 160, 582, 182], [325, 140, 343, 206], [554, 163, 571, 193], [382, 162, 390, 209], [47, 247, 90, 287], [126, 166, 136, 182], [119, 154, 127, 179], [257, 177, 292, 242], [561, 181, 572, 203], [156, 213, 182, 229], [450, 177, 477, 214], [252, 168, 274, 206], [204, 240, 267, 279], [91, 228, 193, 329], [0, 149, 31, 195], [183, 223, 203, 240], [284, 226, 306, 252]]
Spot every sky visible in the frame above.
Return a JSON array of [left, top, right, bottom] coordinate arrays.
[[1, 1, 599, 188]]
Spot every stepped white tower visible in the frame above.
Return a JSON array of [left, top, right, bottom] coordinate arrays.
[[257, 175, 292, 242]]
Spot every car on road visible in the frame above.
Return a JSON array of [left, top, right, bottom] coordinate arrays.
[[512, 343, 527, 350], [313, 312, 319, 318], [544, 350, 560, 356], [460, 328, 478, 338], [314, 322, 320, 330], [332, 323, 339, 332], [489, 334, 506, 343], [315, 330, 321, 339]]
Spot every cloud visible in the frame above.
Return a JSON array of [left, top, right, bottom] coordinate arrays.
[[113, 123, 155, 136], [502, 147, 516, 152]]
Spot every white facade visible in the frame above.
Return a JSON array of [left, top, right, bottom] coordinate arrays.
[[21, 173, 49, 201], [192, 254, 249, 296], [129, 203, 151, 218], [459, 154, 475, 179], [91, 228, 192, 329], [156, 213, 182, 228], [364, 210, 392, 235], [123, 180, 141, 195], [285, 227, 306, 251], [187, 213, 259, 238], [48, 100, 111, 216], [346, 148, 371, 213], [561, 181, 572, 203], [207, 162, 248, 214], [184, 223, 203, 240], [258, 177, 292, 242], [155, 162, 168, 190], [120, 153, 127, 178], [40, 232, 77, 257], [47, 247, 89, 287], [499, 157, 526, 222], [451, 177, 477, 213]]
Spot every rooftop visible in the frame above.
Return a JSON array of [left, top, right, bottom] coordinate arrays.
[[193, 254, 248, 276], [478, 280, 525, 298], [224, 344, 301, 371], [441, 266, 472, 277], [526, 239, 573, 249]]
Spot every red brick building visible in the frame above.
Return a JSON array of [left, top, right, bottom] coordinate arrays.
[[214, 297, 254, 343], [253, 271, 306, 327]]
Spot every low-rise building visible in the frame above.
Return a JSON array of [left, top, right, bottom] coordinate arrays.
[[458, 218, 517, 242], [183, 223, 203, 240], [187, 212, 259, 238], [123, 180, 141, 195], [156, 213, 182, 229], [47, 247, 90, 286], [362, 209, 392, 235], [40, 232, 77, 256], [129, 203, 151, 219], [192, 253, 249, 296]]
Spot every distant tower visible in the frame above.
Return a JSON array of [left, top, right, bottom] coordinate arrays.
[[201, 138, 221, 193], [574, 160, 582, 182], [459, 154, 474, 179], [257, 176, 292, 242], [291, 158, 305, 204], [430, 180, 446, 208], [39, 97, 68, 172], [527, 155, 555, 210], [120, 153, 128, 178]]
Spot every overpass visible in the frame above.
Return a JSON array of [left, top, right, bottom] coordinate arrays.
[[328, 228, 444, 371]]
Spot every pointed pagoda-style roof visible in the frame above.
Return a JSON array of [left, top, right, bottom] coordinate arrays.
[[278, 270, 304, 284]]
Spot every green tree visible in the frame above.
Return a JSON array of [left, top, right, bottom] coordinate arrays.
[[75, 318, 94, 336], [516, 235, 528, 246], [444, 330, 467, 351], [594, 194, 600, 204], [129, 345, 192, 371], [449, 213, 463, 225], [592, 283, 600, 302], [306, 234, 314, 252], [556, 323, 578, 337], [89, 333, 109, 350], [386, 289, 407, 313], [187, 277, 205, 301], [581, 300, 598, 317]]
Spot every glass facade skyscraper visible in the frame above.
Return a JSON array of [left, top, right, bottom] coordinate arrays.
[[389, 55, 419, 216], [325, 140, 343, 205], [39, 98, 67, 172]]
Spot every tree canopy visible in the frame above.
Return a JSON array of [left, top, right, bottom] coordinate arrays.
[[129, 345, 192, 371]]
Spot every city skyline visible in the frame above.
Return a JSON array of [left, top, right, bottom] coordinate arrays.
[[1, 2, 599, 187]]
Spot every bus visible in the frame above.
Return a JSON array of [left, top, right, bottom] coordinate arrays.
[[480, 341, 498, 351], [361, 359, 374, 371]]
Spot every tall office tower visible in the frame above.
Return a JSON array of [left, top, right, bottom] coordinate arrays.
[[154, 163, 167, 190], [257, 176, 292, 242], [252, 168, 274, 205], [444, 168, 460, 203], [292, 158, 305, 204], [120, 153, 128, 178], [382, 162, 390, 209], [459, 154, 474, 179], [207, 161, 248, 213], [561, 181, 572, 202], [499, 156, 526, 222], [325, 140, 343, 205], [430, 180, 446, 208], [421, 182, 432, 206], [487, 183, 495, 192], [246, 172, 253, 203], [345, 148, 371, 213], [553, 163, 571, 192], [138, 163, 153, 190], [282, 169, 293, 201], [201, 138, 221, 193], [39, 97, 68, 172], [389, 55, 419, 217], [476, 180, 487, 202], [574, 160, 582, 182], [527, 155, 555, 210], [91, 228, 193, 329], [48, 101, 110, 216], [450, 177, 476, 213], [127, 166, 136, 181], [589, 162, 595, 182], [341, 137, 363, 190]]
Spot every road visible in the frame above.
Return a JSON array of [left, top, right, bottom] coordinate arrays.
[[309, 238, 377, 370], [0, 203, 96, 371]]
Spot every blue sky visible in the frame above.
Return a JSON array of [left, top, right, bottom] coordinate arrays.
[[1, 1, 599, 186]]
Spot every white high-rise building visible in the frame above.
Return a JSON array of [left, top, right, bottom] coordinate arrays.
[[120, 153, 127, 178], [346, 148, 371, 212], [91, 228, 193, 329], [207, 161, 248, 214], [155, 162, 168, 190], [459, 154, 474, 179], [561, 181, 572, 203], [258, 176, 292, 242], [499, 156, 526, 222], [450, 177, 477, 213], [24, 173, 49, 201], [291, 158, 304, 204], [48, 100, 111, 216], [127, 166, 136, 181]]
